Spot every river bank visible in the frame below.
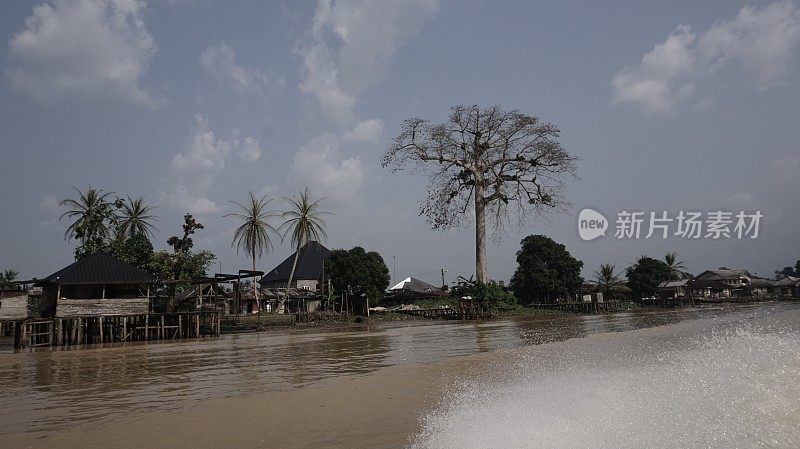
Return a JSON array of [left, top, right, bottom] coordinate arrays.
[[2, 302, 798, 448]]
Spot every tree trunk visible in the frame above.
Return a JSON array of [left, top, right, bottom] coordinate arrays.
[[253, 255, 261, 326], [284, 243, 302, 315], [474, 183, 488, 283]]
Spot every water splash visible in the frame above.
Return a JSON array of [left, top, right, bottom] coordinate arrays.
[[413, 316, 800, 448]]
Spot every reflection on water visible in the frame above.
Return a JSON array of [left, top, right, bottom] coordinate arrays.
[[0, 304, 777, 435]]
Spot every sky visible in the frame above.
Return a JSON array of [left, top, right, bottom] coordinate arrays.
[[1, 0, 799, 286]]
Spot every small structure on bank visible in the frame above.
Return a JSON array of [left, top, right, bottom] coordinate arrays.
[[658, 279, 691, 299], [771, 276, 799, 298], [383, 277, 446, 307], [37, 253, 155, 317]]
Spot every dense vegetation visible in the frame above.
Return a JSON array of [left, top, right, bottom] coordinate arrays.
[[509, 235, 584, 304], [325, 247, 390, 303]]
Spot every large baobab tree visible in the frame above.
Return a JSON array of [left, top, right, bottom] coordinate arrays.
[[383, 105, 579, 283]]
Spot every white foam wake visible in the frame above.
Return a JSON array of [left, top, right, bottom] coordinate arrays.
[[412, 321, 800, 448]]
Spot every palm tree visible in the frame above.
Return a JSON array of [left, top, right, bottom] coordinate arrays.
[[226, 192, 280, 321], [59, 186, 117, 242], [1, 269, 18, 285], [593, 263, 628, 301], [664, 251, 688, 280], [226, 192, 280, 271], [279, 187, 330, 314], [117, 196, 159, 239]]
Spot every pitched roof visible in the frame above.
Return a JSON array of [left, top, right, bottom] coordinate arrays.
[[659, 279, 690, 288], [389, 277, 440, 293], [259, 241, 332, 285], [42, 253, 155, 285], [774, 276, 800, 287], [695, 269, 751, 281]]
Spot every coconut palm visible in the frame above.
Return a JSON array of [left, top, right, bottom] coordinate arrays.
[[593, 263, 629, 301], [227, 192, 280, 321], [279, 187, 330, 313], [1, 269, 19, 284], [117, 196, 159, 240], [226, 192, 280, 271], [664, 251, 688, 280], [59, 186, 117, 242]]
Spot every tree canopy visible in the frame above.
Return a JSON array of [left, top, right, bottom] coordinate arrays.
[[775, 260, 800, 278], [625, 256, 672, 299], [509, 235, 583, 304], [383, 105, 578, 283], [325, 247, 390, 302]]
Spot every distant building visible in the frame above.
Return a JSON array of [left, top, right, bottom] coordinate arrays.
[[384, 277, 446, 306], [690, 269, 770, 299], [259, 241, 331, 292], [771, 276, 799, 298], [658, 279, 690, 298], [36, 253, 155, 317]]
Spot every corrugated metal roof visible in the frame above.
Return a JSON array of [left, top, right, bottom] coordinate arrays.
[[259, 241, 331, 284], [389, 277, 440, 293], [42, 253, 155, 285]]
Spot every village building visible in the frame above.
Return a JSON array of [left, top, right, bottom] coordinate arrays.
[[36, 253, 155, 317], [658, 279, 691, 299], [259, 241, 331, 292], [771, 276, 800, 298], [383, 277, 446, 306], [689, 269, 773, 299], [259, 241, 330, 313]]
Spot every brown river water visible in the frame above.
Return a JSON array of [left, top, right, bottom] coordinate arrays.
[[0, 303, 792, 438]]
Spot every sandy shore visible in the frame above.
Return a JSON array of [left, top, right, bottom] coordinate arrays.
[[4, 352, 496, 449]]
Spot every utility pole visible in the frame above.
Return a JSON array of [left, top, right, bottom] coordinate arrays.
[[393, 256, 396, 283], [441, 268, 447, 289]]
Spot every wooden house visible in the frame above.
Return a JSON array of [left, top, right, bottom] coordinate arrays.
[[37, 253, 155, 317]]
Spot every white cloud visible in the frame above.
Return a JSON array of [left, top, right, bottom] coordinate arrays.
[[613, 1, 800, 113], [162, 115, 262, 214], [293, 119, 383, 201], [200, 42, 269, 95], [8, 0, 156, 106], [297, 0, 439, 124], [237, 136, 262, 163]]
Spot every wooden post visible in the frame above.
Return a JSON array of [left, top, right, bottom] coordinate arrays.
[[160, 315, 165, 340], [78, 318, 83, 345], [99, 316, 104, 343], [144, 315, 149, 342], [123, 317, 127, 342], [54, 319, 62, 346], [195, 314, 200, 337], [179, 314, 183, 339], [13, 321, 23, 350]]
